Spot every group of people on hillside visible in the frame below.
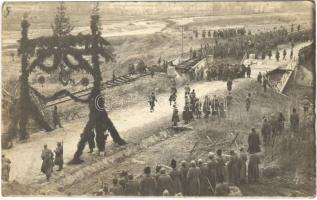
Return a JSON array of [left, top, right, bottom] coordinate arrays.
[[97, 145, 261, 196]]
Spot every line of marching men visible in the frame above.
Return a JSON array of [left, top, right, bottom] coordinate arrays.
[[171, 84, 236, 126], [97, 147, 261, 196]]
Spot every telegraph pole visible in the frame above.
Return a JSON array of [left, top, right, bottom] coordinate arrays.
[[181, 25, 184, 58]]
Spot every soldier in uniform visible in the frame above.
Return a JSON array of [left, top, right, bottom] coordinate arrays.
[[124, 174, 140, 196], [290, 49, 293, 60], [53, 105, 63, 129], [215, 149, 225, 183], [238, 148, 247, 184], [157, 168, 174, 195], [263, 76, 269, 92], [186, 160, 200, 196], [2, 155, 11, 182], [257, 72, 262, 83], [211, 95, 220, 120], [169, 159, 182, 195], [227, 78, 233, 92], [140, 167, 157, 196], [226, 92, 233, 111], [179, 161, 188, 195], [172, 105, 180, 127], [245, 93, 251, 112], [207, 152, 218, 195], [248, 153, 260, 183], [195, 98, 202, 119], [203, 96, 211, 118], [283, 49, 287, 60], [109, 178, 123, 196], [275, 50, 280, 61], [197, 159, 210, 196], [227, 150, 240, 186], [261, 118, 272, 146], [246, 65, 251, 78], [118, 170, 129, 191], [148, 92, 157, 112], [268, 50, 272, 59], [41, 144, 54, 181], [218, 102, 226, 122], [185, 84, 191, 96], [248, 128, 261, 154], [54, 142, 63, 171]]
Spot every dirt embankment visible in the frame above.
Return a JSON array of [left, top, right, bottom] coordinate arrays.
[[3, 76, 315, 196], [66, 79, 315, 197]]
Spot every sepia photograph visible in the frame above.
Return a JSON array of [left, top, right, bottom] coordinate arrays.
[[1, 0, 315, 197]]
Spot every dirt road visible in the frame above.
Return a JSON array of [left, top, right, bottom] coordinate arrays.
[[3, 41, 310, 188]]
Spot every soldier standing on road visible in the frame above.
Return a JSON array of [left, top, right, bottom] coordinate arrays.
[[227, 78, 233, 92], [245, 93, 251, 112], [148, 92, 158, 112], [41, 144, 54, 181], [195, 98, 202, 119], [246, 65, 251, 78], [275, 50, 280, 62], [283, 49, 287, 60], [54, 142, 63, 171], [185, 84, 191, 96], [290, 49, 293, 60], [2, 155, 11, 182], [53, 105, 63, 129], [226, 92, 233, 111], [268, 50, 272, 59], [257, 72, 262, 83], [172, 105, 180, 127], [263, 76, 269, 92], [203, 96, 211, 118]]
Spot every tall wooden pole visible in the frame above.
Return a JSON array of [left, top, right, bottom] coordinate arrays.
[[18, 17, 31, 140]]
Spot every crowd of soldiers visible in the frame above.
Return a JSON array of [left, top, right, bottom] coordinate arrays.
[[171, 83, 235, 127], [205, 63, 250, 81], [213, 27, 247, 39], [96, 146, 260, 196], [213, 28, 311, 59]]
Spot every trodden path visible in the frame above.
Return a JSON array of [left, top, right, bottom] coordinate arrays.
[[3, 41, 310, 186]]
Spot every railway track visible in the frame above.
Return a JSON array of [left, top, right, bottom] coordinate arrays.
[[42, 72, 151, 108]]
